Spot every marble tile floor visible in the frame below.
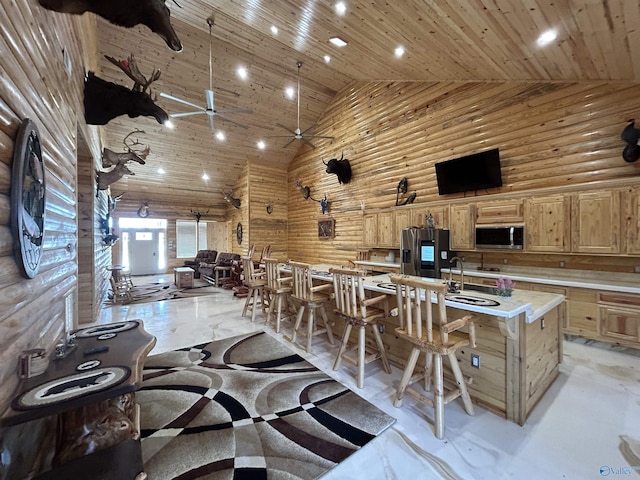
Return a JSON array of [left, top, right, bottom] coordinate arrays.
[[97, 276, 640, 480]]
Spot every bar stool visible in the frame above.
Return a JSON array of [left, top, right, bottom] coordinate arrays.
[[241, 256, 268, 322], [390, 274, 477, 439], [329, 267, 391, 389], [288, 261, 335, 352], [264, 258, 294, 333]]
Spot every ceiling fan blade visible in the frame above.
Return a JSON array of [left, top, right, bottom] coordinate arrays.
[[208, 115, 215, 131], [301, 137, 317, 149], [216, 115, 249, 129], [305, 134, 335, 139], [276, 123, 296, 135], [283, 137, 296, 149], [170, 111, 206, 118], [160, 92, 205, 111], [216, 108, 253, 114], [206, 89, 214, 111]]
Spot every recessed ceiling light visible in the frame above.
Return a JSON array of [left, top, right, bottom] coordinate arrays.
[[270, 25, 278, 35], [237, 66, 248, 80], [202, 172, 209, 181], [394, 46, 405, 58], [329, 37, 348, 47], [536, 29, 557, 47], [335, 2, 346, 15], [157, 167, 166, 174], [257, 140, 266, 150], [324, 55, 331, 63], [216, 131, 226, 141], [285, 86, 295, 99], [164, 120, 174, 129]]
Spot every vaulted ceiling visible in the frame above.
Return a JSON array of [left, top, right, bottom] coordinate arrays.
[[95, 0, 639, 210]]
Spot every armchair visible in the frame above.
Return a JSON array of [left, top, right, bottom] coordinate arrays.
[[184, 250, 217, 278]]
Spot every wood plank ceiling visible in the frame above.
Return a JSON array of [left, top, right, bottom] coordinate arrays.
[[94, 0, 639, 210]]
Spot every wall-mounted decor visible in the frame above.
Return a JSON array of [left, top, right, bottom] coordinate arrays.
[[236, 223, 243, 245], [97, 130, 150, 191], [395, 177, 416, 206], [11, 119, 46, 279], [37, 0, 183, 51], [84, 54, 168, 125], [266, 204, 273, 215], [324, 153, 352, 184], [621, 120, 640, 163], [318, 218, 335, 239], [295, 179, 330, 214], [137, 202, 150, 218], [223, 190, 241, 209]]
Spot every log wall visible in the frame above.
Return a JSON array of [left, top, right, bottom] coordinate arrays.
[[287, 81, 640, 268], [0, 1, 100, 477]]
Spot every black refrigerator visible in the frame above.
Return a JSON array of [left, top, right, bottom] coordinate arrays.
[[400, 227, 451, 278]]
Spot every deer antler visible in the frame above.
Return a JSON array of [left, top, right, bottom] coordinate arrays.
[[123, 129, 150, 160], [104, 54, 161, 93]]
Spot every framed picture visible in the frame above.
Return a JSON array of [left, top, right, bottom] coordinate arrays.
[[318, 218, 335, 239]]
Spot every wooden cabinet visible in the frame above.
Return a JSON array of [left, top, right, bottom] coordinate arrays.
[[597, 292, 640, 347], [449, 204, 475, 250], [571, 190, 620, 254], [411, 205, 449, 229], [475, 199, 524, 224], [362, 208, 412, 248], [622, 186, 640, 254], [524, 195, 570, 252], [564, 287, 599, 337]]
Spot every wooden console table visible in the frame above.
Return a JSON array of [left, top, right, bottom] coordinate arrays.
[[1, 320, 156, 479]]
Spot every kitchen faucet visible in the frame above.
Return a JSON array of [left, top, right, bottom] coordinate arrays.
[[447, 256, 465, 292]]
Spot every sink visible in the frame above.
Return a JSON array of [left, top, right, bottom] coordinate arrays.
[[463, 283, 498, 295], [445, 294, 500, 307]]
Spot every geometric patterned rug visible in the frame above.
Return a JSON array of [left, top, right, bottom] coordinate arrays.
[[107, 279, 223, 306], [138, 332, 396, 479]]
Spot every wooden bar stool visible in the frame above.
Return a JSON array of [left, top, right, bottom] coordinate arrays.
[[264, 258, 294, 333], [390, 274, 477, 439], [241, 256, 268, 323], [329, 267, 391, 389], [288, 261, 335, 352]]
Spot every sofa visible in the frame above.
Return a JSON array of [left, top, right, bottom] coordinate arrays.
[[184, 250, 218, 278], [199, 252, 241, 286]]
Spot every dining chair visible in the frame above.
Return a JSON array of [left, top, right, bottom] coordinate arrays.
[[389, 274, 477, 439], [264, 258, 294, 333], [329, 267, 391, 388], [241, 256, 268, 322], [288, 261, 335, 352]]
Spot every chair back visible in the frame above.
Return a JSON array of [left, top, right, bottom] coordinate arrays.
[[290, 261, 316, 301], [260, 245, 272, 262], [264, 258, 288, 291], [390, 275, 449, 345], [242, 256, 264, 286], [329, 268, 368, 319], [247, 244, 256, 258]]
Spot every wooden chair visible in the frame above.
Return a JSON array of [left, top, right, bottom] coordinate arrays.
[[109, 276, 132, 304], [241, 256, 268, 322], [288, 261, 335, 352], [264, 258, 294, 333], [390, 274, 477, 439], [329, 267, 392, 388], [254, 244, 273, 269]]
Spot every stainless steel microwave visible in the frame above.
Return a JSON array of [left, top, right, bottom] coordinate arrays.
[[475, 226, 524, 249]]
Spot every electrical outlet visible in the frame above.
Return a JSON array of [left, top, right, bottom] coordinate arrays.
[[503, 258, 508, 264], [541, 318, 545, 330], [471, 354, 480, 368], [378, 324, 385, 334], [559, 261, 565, 268]]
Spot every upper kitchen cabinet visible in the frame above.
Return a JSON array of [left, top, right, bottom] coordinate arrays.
[[524, 195, 571, 252], [623, 186, 640, 255], [411, 205, 450, 229], [362, 209, 412, 248], [475, 199, 524, 224], [450, 204, 475, 250], [571, 190, 620, 254]]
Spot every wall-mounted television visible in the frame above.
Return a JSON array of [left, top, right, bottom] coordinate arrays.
[[435, 148, 502, 195]]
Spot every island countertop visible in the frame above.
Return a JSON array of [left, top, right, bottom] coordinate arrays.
[[362, 273, 564, 324]]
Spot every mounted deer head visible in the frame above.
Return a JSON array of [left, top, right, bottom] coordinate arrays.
[[98, 131, 149, 190], [223, 190, 241, 209], [37, 0, 183, 51], [295, 179, 311, 200]]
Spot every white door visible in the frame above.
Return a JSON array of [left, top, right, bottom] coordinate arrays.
[[128, 231, 162, 275]]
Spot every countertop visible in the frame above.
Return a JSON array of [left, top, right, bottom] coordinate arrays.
[[353, 260, 401, 269], [363, 274, 564, 324], [441, 264, 640, 294]]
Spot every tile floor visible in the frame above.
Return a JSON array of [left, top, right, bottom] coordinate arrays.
[[97, 275, 640, 480]]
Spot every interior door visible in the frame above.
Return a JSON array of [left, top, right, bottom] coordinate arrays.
[[128, 231, 161, 275]]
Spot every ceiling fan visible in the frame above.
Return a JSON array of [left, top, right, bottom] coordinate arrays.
[[160, 16, 252, 130], [271, 62, 334, 149]]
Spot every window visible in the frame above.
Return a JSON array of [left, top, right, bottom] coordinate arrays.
[[176, 220, 207, 258]]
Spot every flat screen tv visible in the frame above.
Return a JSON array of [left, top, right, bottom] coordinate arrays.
[[435, 148, 502, 195]]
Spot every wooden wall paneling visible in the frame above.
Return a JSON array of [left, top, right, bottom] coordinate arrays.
[[227, 164, 249, 256]]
